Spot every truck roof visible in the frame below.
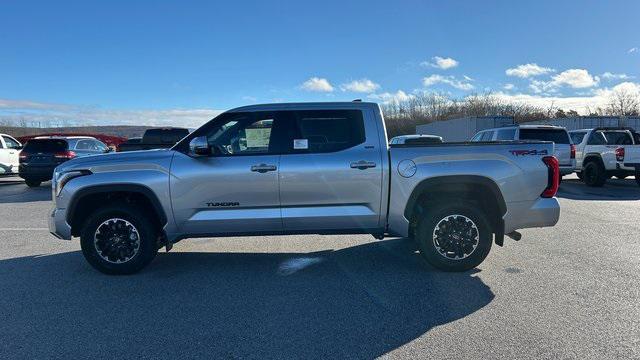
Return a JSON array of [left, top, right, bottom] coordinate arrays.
[[228, 101, 380, 113], [483, 124, 567, 131]]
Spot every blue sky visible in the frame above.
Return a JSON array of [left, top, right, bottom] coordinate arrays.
[[1, 0, 639, 127]]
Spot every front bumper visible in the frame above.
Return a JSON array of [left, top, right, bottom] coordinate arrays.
[[503, 197, 560, 234], [49, 207, 72, 240]]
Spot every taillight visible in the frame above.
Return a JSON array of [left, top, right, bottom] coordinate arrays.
[[54, 151, 76, 159], [570, 144, 576, 159], [541, 156, 559, 198], [615, 147, 625, 162], [19, 153, 28, 162]]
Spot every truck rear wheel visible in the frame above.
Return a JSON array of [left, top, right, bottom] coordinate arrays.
[[80, 203, 158, 275], [25, 179, 41, 187], [415, 202, 492, 272], [583, 161, 606, 187]]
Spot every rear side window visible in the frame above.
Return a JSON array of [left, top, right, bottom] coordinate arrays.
[[603, 131, 633, 145], [569, 132, 587, 144], [496, 128, 516, 140], [480, 131, 494, 141], [2, 136, 20, 149], [588, 132, 607, 145], [23, 139, 68, 153], [470, 132, 483, 142], [288, 110, 365, 153], [519, 129, 570, 144]]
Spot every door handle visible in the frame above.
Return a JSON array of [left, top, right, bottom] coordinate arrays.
[[251, 164, 277, 173], [350, 160, 376, 170]]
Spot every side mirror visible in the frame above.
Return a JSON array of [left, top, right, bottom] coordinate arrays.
[[189, 136, 212, 157]]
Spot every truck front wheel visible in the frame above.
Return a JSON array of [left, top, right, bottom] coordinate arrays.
[[415, 202, 492, 272], [80, 203, 158, 275]]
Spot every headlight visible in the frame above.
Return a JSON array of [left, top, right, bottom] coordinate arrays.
[[54, 170, 91, 197]]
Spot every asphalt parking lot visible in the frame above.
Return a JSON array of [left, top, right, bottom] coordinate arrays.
[[0, 175, 638, 359]]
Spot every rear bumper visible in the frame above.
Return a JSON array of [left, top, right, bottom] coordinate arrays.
[[503, 197, 560, 234], [19, 165, 56, 180], [49, 207, 72, 240]]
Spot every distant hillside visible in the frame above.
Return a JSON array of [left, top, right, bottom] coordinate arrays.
[[0, 125, 155, 139]]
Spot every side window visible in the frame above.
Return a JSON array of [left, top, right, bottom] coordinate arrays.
[[480, 131, 494, 141], [570, 132, 586, 144], [93, 140, 108, 151], [587, 131, 607, 145], [205, 112, 277, 155], [75, 140, 92, 150], [287, 110, 365, 153], [470, 132, 483, 142], [496, 128, 516, 140], [3, 136, 20, 149]]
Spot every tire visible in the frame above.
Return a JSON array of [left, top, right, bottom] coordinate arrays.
[[80, 202, 158, 275], [583, 161, 606, 187], [415, 201, 492, 272], [576, 172, 584, 181], [25, 179, 41, 187]]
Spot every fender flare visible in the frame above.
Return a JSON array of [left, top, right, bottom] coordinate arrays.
[[67, 183, 168, 227]]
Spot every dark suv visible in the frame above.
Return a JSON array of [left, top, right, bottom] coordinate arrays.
[[19, 136, 110, 187]]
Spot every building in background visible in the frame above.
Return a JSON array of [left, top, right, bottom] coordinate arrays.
[[416, 116, 640, 142]]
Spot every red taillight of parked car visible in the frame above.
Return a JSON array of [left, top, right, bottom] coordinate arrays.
[[19, 153, 29, 162], [570, 144, 576, 159], [541, 156, 559, 198], [54, 151, 77, 160], [615, 147, 625, 162]]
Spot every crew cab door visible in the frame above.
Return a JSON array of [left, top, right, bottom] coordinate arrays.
[[278, 109, 384, 232], [170, 111, 287, 235]]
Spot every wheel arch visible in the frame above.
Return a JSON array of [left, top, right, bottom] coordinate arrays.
[[403, 175, 507, 245], [67, 184, 167, 237]]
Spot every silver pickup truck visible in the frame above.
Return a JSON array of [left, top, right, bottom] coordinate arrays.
[[49, 102, 560, 275]]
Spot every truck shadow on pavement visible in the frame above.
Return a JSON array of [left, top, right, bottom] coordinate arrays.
[[557, 178, 640, 201], [0, 182, 52, 203], [0, 238, 493, 359]]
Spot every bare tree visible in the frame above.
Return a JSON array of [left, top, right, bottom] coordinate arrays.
[[606, 87, 640, 116]]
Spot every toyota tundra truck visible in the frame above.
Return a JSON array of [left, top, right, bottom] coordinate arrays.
[[49, 102, 560, 275]]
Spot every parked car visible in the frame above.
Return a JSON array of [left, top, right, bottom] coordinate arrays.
[[49, 102, 560, 275], [471, 125, 575, 178], [117, 128, 189, 152], [0, 134, 22, 175], [568, 127, 640, 187], [19, 136, 110, 187], [389, 134, 443, 145]]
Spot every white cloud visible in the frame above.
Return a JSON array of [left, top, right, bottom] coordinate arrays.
[[421, 56, 459, 70], [368, 90, 415, 104], [340, 78, 380, 93], [422, 74, 474, 91], [550, 69, 599, 88], [601, 72, 632, 80], [495, 81, 640, 114], [629, 47, 638, 54], [0, 98, 222, 128], [505, 63, 554, 78], [300, 77, 334, 92], [503, 83, 515, 90]]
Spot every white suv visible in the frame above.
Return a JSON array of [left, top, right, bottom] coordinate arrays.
[[471, 125, 576, 177], [0, 134, 22, 175]]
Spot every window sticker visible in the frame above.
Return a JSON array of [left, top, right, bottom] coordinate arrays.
[[293, 139, 308, 150]]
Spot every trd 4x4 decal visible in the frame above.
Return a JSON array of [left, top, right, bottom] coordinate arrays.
[[509, 149, 548, 156]]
